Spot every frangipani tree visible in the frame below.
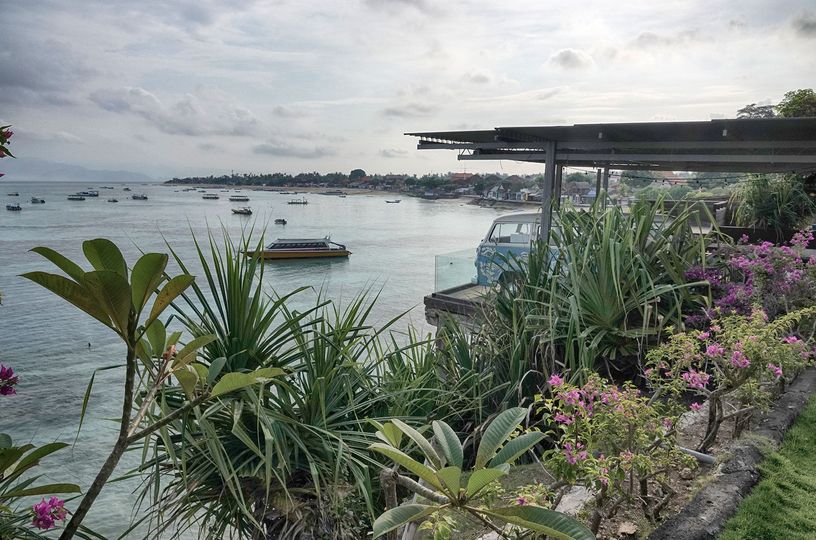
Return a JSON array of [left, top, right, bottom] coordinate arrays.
[[369, 407, 595, 540], [22, 239, 282, 539]]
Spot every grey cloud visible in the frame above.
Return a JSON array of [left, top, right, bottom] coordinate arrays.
[[465, 72, 491, 84], [379, 148, 408, 158], [272, 105, 307, 118], [253, 140, 335, 159], [793, 12, 816, 37], [632, 30, 699, 48], [90, 87, 260, 136], [548, 48, 594, 69], [381, 103, 438, 118], [364, 0, 432, 13]]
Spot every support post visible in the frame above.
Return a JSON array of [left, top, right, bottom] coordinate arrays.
[[554, 164, 563, 209], [539, 140, 556, 242], [602, 166, 610, 208], [595, 169, 602, 205]]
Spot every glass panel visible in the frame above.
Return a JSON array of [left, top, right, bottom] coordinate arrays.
[[434, 248, 477, 291]]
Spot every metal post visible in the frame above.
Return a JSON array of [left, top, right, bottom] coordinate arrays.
[[540, 140, 556, 242], [602, 166, 610, 208], [554, 164, 563, 209]]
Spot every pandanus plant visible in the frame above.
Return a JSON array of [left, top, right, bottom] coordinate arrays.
[[369, 407, 595, 540], [22, 239, 280, 539]]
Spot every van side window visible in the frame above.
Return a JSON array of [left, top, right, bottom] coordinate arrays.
[[489, 222, 534, 244]]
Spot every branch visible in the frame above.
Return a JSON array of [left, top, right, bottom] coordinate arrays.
[[392, 473, 448, 505], [126, 392, 211, 445]]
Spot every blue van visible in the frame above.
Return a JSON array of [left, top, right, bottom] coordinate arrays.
[[475, 212, 542, 285]]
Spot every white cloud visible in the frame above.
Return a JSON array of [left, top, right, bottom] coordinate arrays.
[[548, 48, 594, 69]]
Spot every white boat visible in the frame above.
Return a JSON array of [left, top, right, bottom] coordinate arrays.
[[132, 194, 148, 200], [287, 198, 308, 205], [385, 199, 401, 203], [229, 194, 250, 202], [246, 237, 350, 260], [6, 203, 21, 211], [203, 193, 220, 200], [67, 194, 86, 201], [231, 207, 252, 215]]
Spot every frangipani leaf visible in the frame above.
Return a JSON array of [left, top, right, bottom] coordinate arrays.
[[211, 368, 284, 397], [145, 319, 166, 359], [29, 246, 85, 282], [489, 431, 545, 468], [432, 420, 463, 469], [146, 274, 194, 327], [372, 504, 439, 539], [482, 505, 595, 540], [465, 466, 508, 499], [131, 252, 168, 314], [175, 369, 198, 400], [20, 271, 111, 328], [391, 419, 442, 469], [173, 334, 218, 370], [368, 443, 443, 491], [83, 270, 133, 335], [475, 407, 527, 470], [435, 466, 462, 498], [82, 238, 127, 278]]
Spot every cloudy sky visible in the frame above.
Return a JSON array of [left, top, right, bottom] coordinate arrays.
[[2, 0, 815, 178]]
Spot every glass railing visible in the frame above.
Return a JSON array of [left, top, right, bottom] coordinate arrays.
[[434, 248, 476, 292]]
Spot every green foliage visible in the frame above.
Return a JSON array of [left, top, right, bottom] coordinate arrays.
[[736, 103, 776, 119], [731, 174, 816, 234], [776, 88, 816, 118], [720, 395, 816, 540], [370, 408, 593, 540], [536, 373, 694, 533], [620, 170, 661, 188], [479, 198, 711, 383]]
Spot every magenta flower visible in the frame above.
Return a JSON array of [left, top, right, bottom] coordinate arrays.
[[705, 343, 726, 357], [767, 363, 783, 378], [558, 389, 582, 406], [554, 412, 573, 425], [548, 373, 565, 387], [782, 336, 801, 345], [516, 496, 528, 506], [32, 497, 67, 530], [662, 417, 674, 430], [0, 364, 18, 396], [690, 402, 702, 411], [698, 331, 710, 340], [730, 350, 750, 369], [681, 370, 710, 390], [563, 441, 586, 465]]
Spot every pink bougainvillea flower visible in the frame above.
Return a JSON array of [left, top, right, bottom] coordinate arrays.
[[548, 373, 565, 387], [697, 331, 710, 340], [32, 497, 67, 530], [554, 412, 573, 425], [730, 350, 750, 369], [782, 336, 801, 345], [705, 343, 726, 357], [0, 364, 18, 396], [516, 496, 528, 506], [767, 363, 783, 378], [681, 370, 710, 389], [690, 402, 703, 411]]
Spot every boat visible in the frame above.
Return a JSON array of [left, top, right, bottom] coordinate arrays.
[[67, 194, 86, 201], [321, 190, 347, 196], [6, 192, 19, 196], [131, 194, 148, 200], [78, 190, 99, 197], [229, 195, 250, 202], [123, 187, 131, 191], [31, 197, 45, 204], [385, 199, 401, 203], [287, 198, 308, 205], [231, 207, 252, 215], [203, 193, 220, 200], [6, 203, 21, 211], [274, 218, 287, 225], [246, 237, 350, 260], [108, 198, 119, 203], [339, 194, 347, 198]]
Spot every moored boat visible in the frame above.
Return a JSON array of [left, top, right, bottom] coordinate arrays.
[[123, 187, 131, 191], [229, 194, 250, 202], [108, 198, 119, 203], [287, 197, 308, 205], [67, 194, 86, 201], [203, 193, 220, 200], [132, 194, 148, 200], [231, 207, 252, 215], [6, 203, 21, 211], [274, 218, 287, 225], [31, 197, 45, 204], [246, 237, 350, 260], [6, 192, 19, 196], [385, 199, 401, 203], [78, 190, 99, 197]]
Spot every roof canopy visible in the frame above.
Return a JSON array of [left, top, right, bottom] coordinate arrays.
[[407, 117, 816, 173]]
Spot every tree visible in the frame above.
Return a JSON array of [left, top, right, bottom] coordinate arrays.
[[736, 103, 776, 119], [350, 168, 367, 180], [565, 171, 590, 183], [776, 89, 816, 118], [620, 170, 661, 189]]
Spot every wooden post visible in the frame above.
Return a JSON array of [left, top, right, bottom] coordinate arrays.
[[602, 166, 610, 208], [595, 169, 602, 205], [554, 164, 563, 209]]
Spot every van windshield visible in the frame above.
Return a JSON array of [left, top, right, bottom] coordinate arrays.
[[488, 222, 537, 244]]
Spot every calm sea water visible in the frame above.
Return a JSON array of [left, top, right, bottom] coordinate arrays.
[[0, 181, 503, 537]]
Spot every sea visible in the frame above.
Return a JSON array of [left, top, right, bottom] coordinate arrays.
[[0, 181, 505, 537]]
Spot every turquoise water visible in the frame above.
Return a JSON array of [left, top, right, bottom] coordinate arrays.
[[0, 181, 502, 536]]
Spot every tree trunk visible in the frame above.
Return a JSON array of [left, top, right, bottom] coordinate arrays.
[[59, 343, 136, 540]]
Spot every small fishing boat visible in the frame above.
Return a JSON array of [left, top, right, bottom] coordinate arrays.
[[6, 203, 21, 211], [385, 199, 401, 204], [274, 218, 287, 225], [232, 207, 252, 215], [287, 198, 308, 205], [6, 192, 19, 196], [132, 194, 149, 200], [229, 194, 250, 202], [67, 194, 86, 201], [78, 190, 99, 197], [31, 197, 45, 204], [246, 237, 350, 260], [202, 193, 220, 200], [108, 198, 119, 203], [123, 187, 132, 191]]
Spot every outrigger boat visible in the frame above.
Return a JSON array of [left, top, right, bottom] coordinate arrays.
[[229, 194, 250, 202], [202, 193, 219, 200], [31, 197, 45, 204], [274, 218, 287, 225], [131, 194, 148, 200], [287, 197, 308, 205], [232, 207, 252, 215], [385, 199, 401, 203], [6, 203, 21, 211], [246, 237, 350, 260], [67, 194, 86, 201]]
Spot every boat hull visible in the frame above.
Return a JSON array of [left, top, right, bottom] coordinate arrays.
[[246, 249, 350, 260]]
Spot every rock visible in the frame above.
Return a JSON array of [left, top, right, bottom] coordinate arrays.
[[618, 521, 638, 537], [554, 485, 594, 516], [476, 533, 500, 540], [680, 467, 695, 480]]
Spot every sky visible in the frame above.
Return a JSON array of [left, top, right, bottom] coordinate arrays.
[[2, 0, 815, 179]]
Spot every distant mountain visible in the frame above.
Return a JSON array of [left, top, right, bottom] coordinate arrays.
[[0, 158, 154, 183]]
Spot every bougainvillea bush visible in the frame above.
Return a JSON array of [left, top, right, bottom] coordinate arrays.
[[536, 374, 695, 534], [685, 230, 816, 325], [646, 307, 816, 452]]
